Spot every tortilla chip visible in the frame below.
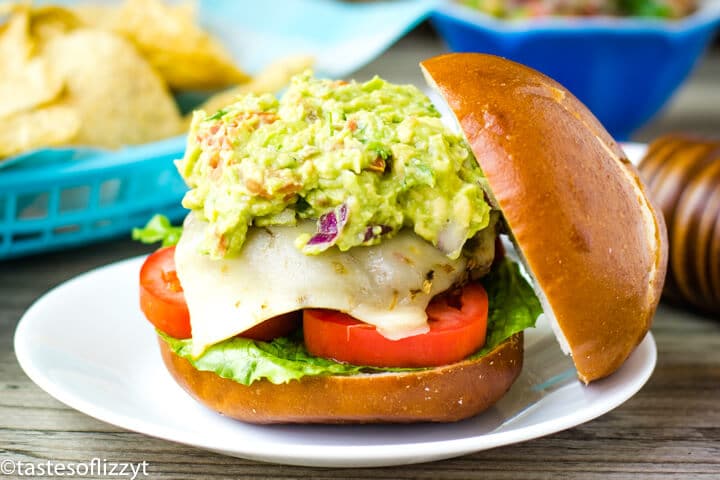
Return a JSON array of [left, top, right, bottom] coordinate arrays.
[[0, 57, 63, 119], [77, 0, 250, 91], [0, 5, 34, 70], [193, 55, 315, 123], [42, 29, 183, 148], [0, 6, 64, 118], [0, 105, 80, 159], [29, 5, 83, 45], [71, 4, 117, 31]]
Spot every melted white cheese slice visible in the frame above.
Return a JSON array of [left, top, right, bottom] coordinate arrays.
[[175, 213, 467, 356]]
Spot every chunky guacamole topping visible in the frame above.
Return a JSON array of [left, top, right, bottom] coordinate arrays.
[[178, 71, 491, 259]]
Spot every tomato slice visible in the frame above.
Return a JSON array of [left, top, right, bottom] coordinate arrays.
[[140, 246, 192, 339], [139, 247, 299, 340], [238, 311, 301, 341], [303, 283, 489, 368]]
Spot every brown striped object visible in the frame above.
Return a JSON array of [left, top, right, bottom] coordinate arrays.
[[639, 134, 720, 314]]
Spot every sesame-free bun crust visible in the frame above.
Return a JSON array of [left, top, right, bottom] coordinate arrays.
[[158, 333, 523, 424], [421, 53, 667, 383]]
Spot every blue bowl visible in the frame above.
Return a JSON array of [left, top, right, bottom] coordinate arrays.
[[431, 1, 720, 140]]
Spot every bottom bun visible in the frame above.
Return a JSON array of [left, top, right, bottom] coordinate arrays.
[[158, 333, 523, 424]]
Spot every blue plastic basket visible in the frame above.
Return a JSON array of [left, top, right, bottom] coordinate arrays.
[[0, 137, 188, 260]]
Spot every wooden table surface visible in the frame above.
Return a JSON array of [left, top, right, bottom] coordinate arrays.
[[2, 27, 720, 480]]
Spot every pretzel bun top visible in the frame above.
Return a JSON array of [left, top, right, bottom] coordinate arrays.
[[421, 53, 667, 382]]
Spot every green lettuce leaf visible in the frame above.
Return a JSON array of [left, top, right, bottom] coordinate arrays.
[[161, 258, 541, 385], [132, 214, 183, 247], [160, 331, 415, 385], [471, 258, 543, 359]]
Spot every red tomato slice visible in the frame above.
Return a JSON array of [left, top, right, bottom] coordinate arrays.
[[303, 283, 489, 368], [139, 247, 299, 341], [140, 246, 192, 339], [238, 311, 301, 341]]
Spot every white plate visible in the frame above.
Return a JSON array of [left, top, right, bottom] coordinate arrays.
[[14, 257, 656, 467], [15, 146, 654, 468]]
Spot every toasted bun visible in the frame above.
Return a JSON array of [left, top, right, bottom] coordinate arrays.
[[158, 333, 523, 424], [421, 53, 668, 383]]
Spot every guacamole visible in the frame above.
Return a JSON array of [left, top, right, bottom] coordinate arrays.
[[178, 71, 491, 259]]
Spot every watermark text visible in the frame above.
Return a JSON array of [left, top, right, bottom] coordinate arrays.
[[0, 458, 149, 479]]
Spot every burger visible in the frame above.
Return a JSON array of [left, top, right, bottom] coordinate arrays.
[[134, 53, 667, 424]]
